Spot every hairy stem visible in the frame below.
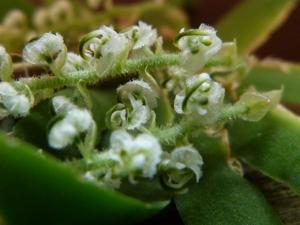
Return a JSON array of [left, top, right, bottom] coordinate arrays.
[[14, 54, 180, 91]]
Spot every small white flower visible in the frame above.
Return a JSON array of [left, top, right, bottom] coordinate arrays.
[[176, 24, 222, 73], [0, 82, 31, 118], [0, 46, 13, 81], [117, 80, 158, 109], [62, 52, 88, 73], [23, 33, 67, 70], [48, 96, 95, 149], [125, 21, 158, 49], [80, 26, 130, 60], [109, 130, 162, 179], [108, 100, 151, 130], [48, 120, 77, 149], [160, 145, 203, 189], [174, 73, 225, 126], [52, 96, 76, 114]]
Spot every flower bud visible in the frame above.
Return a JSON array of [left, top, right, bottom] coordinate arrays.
[[160, 145, 203, 189], [48, 96, 94, 149], [0, 46, 13, 81], [0, 82, 31, 117], [235, 88, 282, 121], [174, 73, 225, 126], [23, 33, 67, 71]]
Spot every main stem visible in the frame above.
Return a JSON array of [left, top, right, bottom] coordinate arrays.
[[14, 54, 180, 91]]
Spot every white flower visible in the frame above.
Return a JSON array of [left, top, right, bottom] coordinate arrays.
[[117, 80, 158, 109], [0, 46, 13, 81], [80, 26, 130, 59], [174, 73, 225, 126], [48, 120, 78, 149], [107, 100, 152, 130], [109, 130, 162, 179], [48, 96, 94, 149], [62, 52, 88, 73], [176, 24, 222, 73], [23, 33, 67, 70], [125, 21, 158, 49], [160, 145, 203, 189], [52, 96, 76, 114], [0, 82, 31, 118]]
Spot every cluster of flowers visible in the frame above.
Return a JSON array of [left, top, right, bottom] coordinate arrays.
[[0, 21, 281, 190]]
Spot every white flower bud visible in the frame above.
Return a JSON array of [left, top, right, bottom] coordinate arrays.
[[109, 130, 162, 179], [48, 120, 77, 149], [0, 46, 13, 81], [48, 96, 95, 149], [125, 21, 158, 50], [176, 24, 222, 73], [23, 33, 67, 71], [160, 145, 203, 189], [174, 73, 225, 126], [0, 82, 31, 118]]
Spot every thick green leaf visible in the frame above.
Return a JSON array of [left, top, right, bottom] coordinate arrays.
[[217, 0, 297, 54], [0, 0, 34, 20], [240, 59, 300, 104], [228, 106, 300, 196], [0, 133, 168, 225], [175, 133, 282, 225]]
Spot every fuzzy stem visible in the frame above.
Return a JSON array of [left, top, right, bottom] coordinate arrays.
[[14, 54, 180, 91], [219, 104, 247, 121]]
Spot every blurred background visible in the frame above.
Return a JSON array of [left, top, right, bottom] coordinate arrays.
[[1, 0, 300, 61]]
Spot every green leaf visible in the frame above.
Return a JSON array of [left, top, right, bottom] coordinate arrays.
[[175, 133, 282, 225], [217, 0, 297, 54], [228, 106, 300, 196], [0, 0, 34, 20], [0, 133, 168, 225], [240, 58, 300, 104]]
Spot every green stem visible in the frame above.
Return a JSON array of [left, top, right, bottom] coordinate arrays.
[[14, 54, 180, 91], [219, 104, 247, 121], [153, 118, 193, 145]]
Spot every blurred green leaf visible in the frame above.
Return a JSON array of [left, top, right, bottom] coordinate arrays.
[[0, 133, 168, 225], [217, 0, 297, 54], [175, 132, 282, 225], [0, 0, 34, 20], [240, 58, 300, 103], [228, 106, 300, 196]]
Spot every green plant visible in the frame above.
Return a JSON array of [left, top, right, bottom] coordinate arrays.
[[0, 1, 300, 225]]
